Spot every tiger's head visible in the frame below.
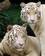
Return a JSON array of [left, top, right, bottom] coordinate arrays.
[[20, 2, 41, 24], [7, 25, 27, 52]]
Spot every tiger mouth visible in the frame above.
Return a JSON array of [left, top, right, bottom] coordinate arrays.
[[28, 22, 35, 24], [16, 48, 24, 51], [14, 45, 25, 50], [15, 46, 24, 49]]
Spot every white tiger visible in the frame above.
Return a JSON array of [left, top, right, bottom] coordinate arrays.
[[20, 2, 45, 56], [0, 25, 40, 56]]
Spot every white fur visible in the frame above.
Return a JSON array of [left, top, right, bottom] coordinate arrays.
[[0, 25, 40, 56], [20, 2, 45, 56]]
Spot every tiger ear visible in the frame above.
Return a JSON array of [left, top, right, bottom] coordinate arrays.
[[7, 25, 13, 32], [36, 1, 41, 7], [20, 2, 26, 8]]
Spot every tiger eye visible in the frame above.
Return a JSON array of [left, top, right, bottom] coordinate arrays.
[[27, 12, 30, 14], [15, 34, 18, 37], [22, 13, 23, 15], [35, 11, 37, 14], [28, 8, 30, 9], [11, 38, 13, 41]]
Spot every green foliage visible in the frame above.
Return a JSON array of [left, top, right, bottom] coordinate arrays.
[[0, 13, 13, 38], [0, 5, 23, 39]]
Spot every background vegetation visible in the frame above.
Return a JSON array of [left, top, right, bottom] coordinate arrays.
[[0, 5, 24, 40]]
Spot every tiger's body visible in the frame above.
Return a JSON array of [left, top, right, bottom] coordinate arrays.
[[0, 25, 40, 56], [20, 2, 45, 56]]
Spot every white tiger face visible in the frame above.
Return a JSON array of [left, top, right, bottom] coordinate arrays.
[[8, 25, 27, 51], [20, 2, 41, 24]]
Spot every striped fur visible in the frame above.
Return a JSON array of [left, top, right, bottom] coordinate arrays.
[[0, 25, 40, 56], [20, 2, 45, 56]]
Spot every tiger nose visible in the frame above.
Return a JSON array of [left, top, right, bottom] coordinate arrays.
[[19, 43, 24, 46], [31, 20, 34, 22]]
